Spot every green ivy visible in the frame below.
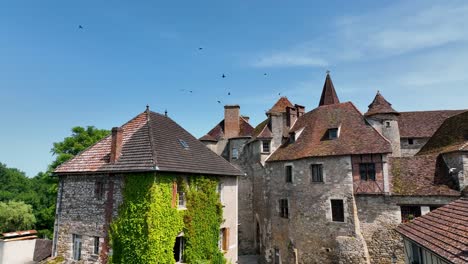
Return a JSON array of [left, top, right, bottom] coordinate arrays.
[[110, 173, 184, 264], [183, 176, 226, 264], [109, 173, 226, 264]]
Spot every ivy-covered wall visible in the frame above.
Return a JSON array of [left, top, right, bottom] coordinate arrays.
[[110, 173, 226, 264]]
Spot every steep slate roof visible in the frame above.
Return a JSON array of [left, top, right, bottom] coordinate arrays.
[[55, 110, 242, 176], [268, 102, 392, 161], [202, 116, 254, 141], [418, 111, 468, 155], [319, 73, 340, 106], [389, 155, 459, 196], [364, 91, 399, 117], [396, 198, 468, 264], [398, 110, 466, 138], [267, 97, 294, 114]]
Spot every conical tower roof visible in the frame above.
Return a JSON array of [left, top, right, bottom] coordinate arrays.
[[319, 73, 340, 106], [365, 91, 399, 117]]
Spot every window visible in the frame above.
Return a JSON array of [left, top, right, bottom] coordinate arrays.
[[219, 228, 229, 251], [217, 182, 223, 203], [95, 181, 104, 200], [279, 199, 289, 218], [93, 237, 100, 255], [411, 242, 424, 264], [72, 234, 82, 261], [401, 206, 421, 223], [331, 199, 344, 222], [262, 140, 271, 153], [385, 121, 391, 128], [311, 164, 323, 183], [285, 165, 293, 183], [359, 163, 376, 181], [289, 133, 296, 144], [178, 139, 189, 149], [274, 248, 281, 264], [408, 138, 414, 145], [173, 236, 185, 263], [177, 183, 185, 208], [232, 148, 239, 159], [327, 128, 338, 139]]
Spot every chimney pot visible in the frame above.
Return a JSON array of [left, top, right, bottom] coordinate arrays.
[[110, 127, 123, 163]]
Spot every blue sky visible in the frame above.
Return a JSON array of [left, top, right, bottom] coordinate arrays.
[[1, 0, 467, 176]]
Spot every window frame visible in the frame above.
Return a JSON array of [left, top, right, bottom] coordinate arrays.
[[93, 236, 100, 255], [232, 148, 239, 159], [400, 205, 422, 223], [72, 234, 82, 261], [408, 138, 414, 145], [261, 140, 271, 153], [174, 235, 185, 263], [279, 199, 289, 219], [359, 163, 376, 181], [330, 199, 345, 223], [285, 165, 293, 183], [311, 164, 324, 183], [328, 128, 338, 140], [95, 181, 105, 200]]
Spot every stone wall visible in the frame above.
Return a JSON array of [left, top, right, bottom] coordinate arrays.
[[400, 137, 429, 157], [262, 156, 367, 264], [54, 174, 124, 263]]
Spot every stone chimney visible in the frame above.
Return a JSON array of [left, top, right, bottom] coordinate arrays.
[[224, 105, 240, 138], [295, 104, 305, 117], [286, 106, 297, 127], [110, 127, 123, 163]]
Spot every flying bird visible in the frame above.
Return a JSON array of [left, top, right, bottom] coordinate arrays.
[[228, 92, 231, 96], [264, 73, 267, 76], [78, 25, 83, 29], [217, 100, 221, 104], [198, 47, 203, 50], [222, 74, 226, 78]]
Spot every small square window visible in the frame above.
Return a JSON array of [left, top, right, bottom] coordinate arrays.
[[408, 138, 414, 145], [385, 121, 391, 128], [232, 148, 239, 159], [285, 166, 293, 183], [311, 164, 323, 183], [359, 163, 376, 181], [95, 181, 104, 200], [93, 237, 100, 255], [327, 128, 338, 140], [331, 199, 344, 222], [262, 140, 271, 153], [401, 206, 421, 223], [279, 199, 289, 218]]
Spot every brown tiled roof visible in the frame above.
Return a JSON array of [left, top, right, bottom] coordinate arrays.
[[398, 110, 466, 138], [390, 155, 460, 196], [418, 111, 468, 155], [364, 91, 399, 117], [55, 110, 242, 176], [396, 198, 468, 264], [267, 97, 294, 114], [199, 134, 218, 142], [251, 118, 272, 139], [203, 117, 254, 141], [268, 102, 392, 161], [319, 73, 340, 106]]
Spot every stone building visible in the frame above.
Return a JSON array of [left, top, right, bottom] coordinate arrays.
[[52, 108, 242, 263], [201, 73, 467, 263]]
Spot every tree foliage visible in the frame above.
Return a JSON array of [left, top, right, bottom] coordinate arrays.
[[0, 200, 36, 233]]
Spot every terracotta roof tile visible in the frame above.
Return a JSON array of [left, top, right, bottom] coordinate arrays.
[[396, 198, 468, 264], [364, 91, 399, 116], [418, 111, 468, 155], [204, 117, 254, 141], [55, 111, 242, 176], [390, 155, 460, 196], [398, 110, 466, 138], [268, 102, 392, 161], [267, 97, 294, 114], [319, 73, 340, 106]]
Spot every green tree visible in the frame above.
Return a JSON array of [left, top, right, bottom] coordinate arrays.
[[0, 200, 36, 233], [50, 126, 110, 170]]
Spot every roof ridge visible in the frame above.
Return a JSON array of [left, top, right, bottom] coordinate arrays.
[[146, 111, 159, 169]]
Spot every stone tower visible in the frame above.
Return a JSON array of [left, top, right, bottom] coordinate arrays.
[[365, 91, 401, 156]]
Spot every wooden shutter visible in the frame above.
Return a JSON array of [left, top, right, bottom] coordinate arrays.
[[222, 228, 230, 251], [172, 181, 177, 208]]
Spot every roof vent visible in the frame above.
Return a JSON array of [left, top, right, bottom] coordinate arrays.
[[178, 139, 189, 149]]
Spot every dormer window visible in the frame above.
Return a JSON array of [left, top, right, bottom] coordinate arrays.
[[261, 140, 271, 153], [289, 133, 296, 144], [327, 128, 338, 140]]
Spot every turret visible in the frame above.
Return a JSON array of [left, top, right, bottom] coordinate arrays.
[[365, 91, 401, 156]]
